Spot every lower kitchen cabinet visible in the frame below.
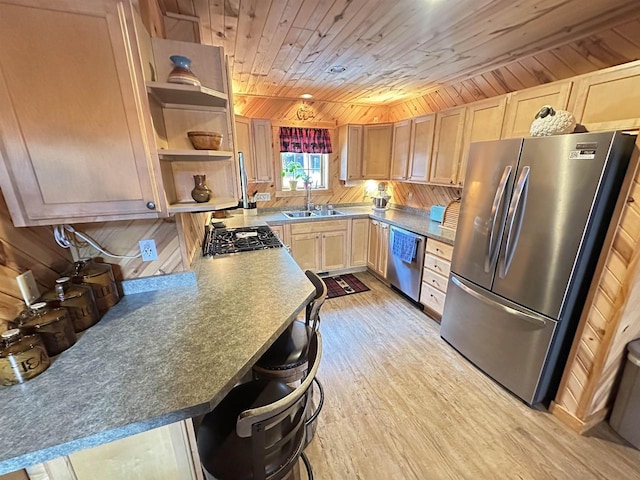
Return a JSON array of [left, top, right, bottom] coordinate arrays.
[[350, 218, 370, 267], [289, 220, 348, 273], [420, 238, 453, 320], [367, 219, 389, 278], [28, 421, 201, 480], [269, 224, 285, 243]]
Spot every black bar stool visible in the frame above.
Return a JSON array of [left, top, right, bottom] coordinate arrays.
[[196, 332, 322, 480], [252, 271, 327, 384]]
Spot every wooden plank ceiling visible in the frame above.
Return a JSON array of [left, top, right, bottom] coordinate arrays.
[[164, 0, 640, 106]]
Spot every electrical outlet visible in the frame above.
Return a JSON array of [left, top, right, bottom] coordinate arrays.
[[139, 239, 158, 261], [255, 192, 271, 201], [16, 270, 39, 306], [407, 191, 413, 200]]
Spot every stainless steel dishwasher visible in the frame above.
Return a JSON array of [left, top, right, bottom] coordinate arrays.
[[387, 225, 426, 302]]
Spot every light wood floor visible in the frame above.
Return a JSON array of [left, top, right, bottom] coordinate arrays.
[[305, 271, 640, 479]]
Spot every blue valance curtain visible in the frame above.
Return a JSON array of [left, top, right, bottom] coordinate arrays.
[[279, 127, 332, 153]]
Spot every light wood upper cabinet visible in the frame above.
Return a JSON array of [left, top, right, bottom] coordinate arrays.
[[339, 123, 392, 181], [339, 124, 364, 181], [390, 120, 412, 180], [391, 114, 436, 184], [430, 107, 466, 186], [251, 119, 274, 182], [235, 116, 273, 183], [457, 97, 507, 186], [362, 124, 393, 179], [0, 0, 164, 226], [571, 62, 640, 132], [235, 116, 256, 182], [501, 81, 572, 139], [408, 113, 436, 183]]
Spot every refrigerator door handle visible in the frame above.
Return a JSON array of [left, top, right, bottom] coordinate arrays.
[[499, 166, 530, 279], [484, 165, 512, 273], [451, 276, 548, 327]]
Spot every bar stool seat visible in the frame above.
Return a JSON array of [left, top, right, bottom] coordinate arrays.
[[253, 271, 326, 384]]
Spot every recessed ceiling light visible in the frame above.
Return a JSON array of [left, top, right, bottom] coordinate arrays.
[[327, 66, 346, 74], [300, 93, 313, 99]]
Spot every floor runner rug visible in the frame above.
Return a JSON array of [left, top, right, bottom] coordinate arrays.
[[323, 274, 370, 299]]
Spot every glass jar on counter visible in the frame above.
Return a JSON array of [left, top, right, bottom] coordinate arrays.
[[15, 302, 77, 356], [69, 258, 119, 315], [0, 329, 50, 386], [41, 277, 100, 332]]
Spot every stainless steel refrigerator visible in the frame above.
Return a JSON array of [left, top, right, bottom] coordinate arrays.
[[440, 131, 636, 406]]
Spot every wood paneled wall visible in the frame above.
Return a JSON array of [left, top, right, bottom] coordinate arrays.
[[0, 189, 73, 326], [553, 142, 640, 430], [388, 17, 640, 121], [72, 218, 185, 280]]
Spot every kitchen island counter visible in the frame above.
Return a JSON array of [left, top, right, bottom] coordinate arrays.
[[0, 249, 315, 475]]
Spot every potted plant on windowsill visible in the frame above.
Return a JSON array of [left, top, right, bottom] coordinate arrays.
[[282, 162, 303, 191]]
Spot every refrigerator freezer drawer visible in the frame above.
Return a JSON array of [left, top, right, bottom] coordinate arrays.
[[440, 274, 557, 405], [424, 254, 451, 278], [420, 282, 446, 314]]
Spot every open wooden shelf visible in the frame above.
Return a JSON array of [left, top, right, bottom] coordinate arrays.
[[146, 82, 228, 108], [157, 149, 234, 161], [167, 197, 238, 213]]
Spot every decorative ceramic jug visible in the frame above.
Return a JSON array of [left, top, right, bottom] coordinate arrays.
[[167, 55, 201, 86], [191, 175, 211, 203]]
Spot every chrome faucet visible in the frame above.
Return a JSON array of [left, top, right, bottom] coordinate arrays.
[[305, 183, 313, 211]]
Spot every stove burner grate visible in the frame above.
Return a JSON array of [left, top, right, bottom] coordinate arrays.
[[203, 225, 283, 256]]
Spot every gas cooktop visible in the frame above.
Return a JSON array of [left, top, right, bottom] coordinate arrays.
[[202, 224, 283, 256]]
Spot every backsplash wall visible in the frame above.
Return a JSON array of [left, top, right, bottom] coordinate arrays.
[[0, 189, 73, 325]]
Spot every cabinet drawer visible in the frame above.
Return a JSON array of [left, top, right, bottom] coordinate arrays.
[[422, 269, 449, 294], [425, 239, 453, 261], [290, 219, 348, 234], [420, 283, 446, 315], [424, 253, 451, 278]]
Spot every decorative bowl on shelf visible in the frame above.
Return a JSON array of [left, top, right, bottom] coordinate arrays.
[[187, 131, 223, 150]]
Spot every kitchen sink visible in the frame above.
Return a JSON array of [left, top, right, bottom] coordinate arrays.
[[282, 210, 345, 218], [282, 211, 314, 218], [313, 210, 344, 216]]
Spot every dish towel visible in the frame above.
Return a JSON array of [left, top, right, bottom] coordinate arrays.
[[392, 231, 417, 263]]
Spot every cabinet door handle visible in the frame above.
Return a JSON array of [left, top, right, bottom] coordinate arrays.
[[146, 201, 156, 210]]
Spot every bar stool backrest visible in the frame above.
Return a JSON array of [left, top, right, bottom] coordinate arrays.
[[236, 332, 322, 479], [305, 271, 327, 333]]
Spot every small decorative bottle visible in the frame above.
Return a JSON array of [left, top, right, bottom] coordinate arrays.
[[167, 55, 201, 86], [191, 174, 211, 203], [0, 329, 50, 386]]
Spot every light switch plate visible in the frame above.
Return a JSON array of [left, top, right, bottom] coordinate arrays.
[[255, 192, 271, 201], [16, 270, 39, 306]]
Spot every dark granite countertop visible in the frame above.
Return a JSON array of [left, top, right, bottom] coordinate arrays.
[[0, 249, 315, 475]]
